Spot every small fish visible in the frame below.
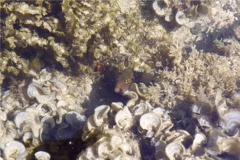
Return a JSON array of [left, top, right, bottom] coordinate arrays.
[[114, 68, 155, 94], [114, 69, 133, 93]]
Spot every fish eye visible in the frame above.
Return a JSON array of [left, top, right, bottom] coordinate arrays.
[[125, 79, 130, 84]]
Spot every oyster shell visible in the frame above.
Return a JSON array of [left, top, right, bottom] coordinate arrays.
[[115, 106, 133, 130], [191, 133, 207, 155], [152, 0, 172, 21], [22, 132, 33, 143], [220, 110, 240, 136], [139, 112, 161, 137], [111, 102, 124, 112], [4, 141, 27, 160], [34, 151, 51, 160], [165, 142, 185, 160], [123, 91, 139, 107], [93, 105, 110, 127], [133, 102, 153, 118], [14, 112, 29, 128], [78, 129, 140, 160], [27, 82, 56, 105], [27, 82, 42, 98], [82, 105, 110, 141], [175, 10, 194, 28]]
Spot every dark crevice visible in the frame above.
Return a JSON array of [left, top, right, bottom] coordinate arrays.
[[82, 66, 128, 117]]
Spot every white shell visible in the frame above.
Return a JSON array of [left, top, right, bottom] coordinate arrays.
[[27, 82, 41, 98], [115, 107, 133, 130], [35, 151, 51, 160], [51, 77, 68, 95], [111, 102, 123, 111], [22, 132, 33, 143], [220, 110, 240, 136], [175, 10, 194, 28], [152, 0, 168, 16], [0, 110, 7, 121], [4, 141, 26, 159], [35, 93, 56, 105], [133, 102, 152, 117], [215, 90, 228, 118], [191, 133, 207, 153], [165, 142, 185, 160], [140, 113, 160, 130], [139, 112, 161, 137], [191, 104, 201, 114], [197, 115, 212, 128], [123, 91, 138, 107], [194, 133, 207, 145], [110, 135, 123, 147], [27, 81, 56, 104], [93, 105, 110, 127], [14, 112, 29, 128], [96, 141, 110, 158]]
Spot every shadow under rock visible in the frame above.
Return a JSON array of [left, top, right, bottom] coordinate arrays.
[[82, 67, 129, 117], [193, 21, 239, 55], [29, 115, 87, 160], [169, 101, 198, 136]]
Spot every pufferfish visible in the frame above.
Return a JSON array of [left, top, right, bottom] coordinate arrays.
[[114, 68, 154, 94]]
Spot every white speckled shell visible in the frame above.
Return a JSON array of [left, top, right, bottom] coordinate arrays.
[[27, 82, 42, 98], [123, 91, 139, 107], [139, 112, 161, 137], [111, 102, 124, 111], [152, 0, 166, 16], [4, 141, 26, 160], [191, 133, 207, 153], [165, 142, 185, 160], [220, 110, 240, 136], [93, 105, 110, 127], [34, 151, 51, 160], [133, 102, 153, 117], [115, 106, 133, 130], [14, 112, 28, 128], [175, 10, 194, 28], [22, 132, 33, 143]]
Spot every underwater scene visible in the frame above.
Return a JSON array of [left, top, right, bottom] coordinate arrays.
[[0, 0, 240, 159]]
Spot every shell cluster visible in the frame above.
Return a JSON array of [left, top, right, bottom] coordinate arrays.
[[0, 69, 92, 159], [78, 84, 240, 159], [79, 89, 208, 159], [152, 0, 211, 27], [191, 90, 240, 159], [2, 69, 240, 159]]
